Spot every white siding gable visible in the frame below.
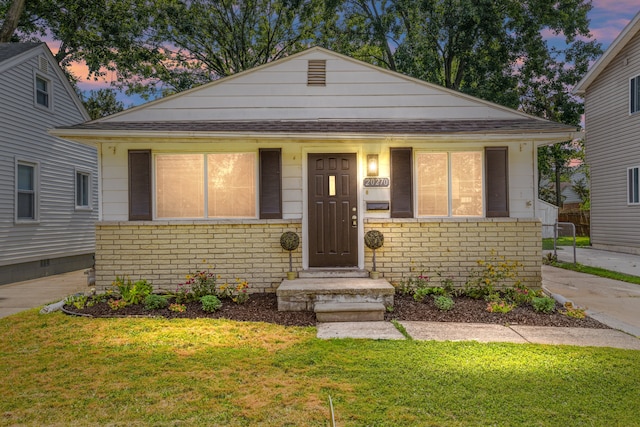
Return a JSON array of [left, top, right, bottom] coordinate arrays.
[[101, 48, 529, 123], [0, 44, 97, 269]]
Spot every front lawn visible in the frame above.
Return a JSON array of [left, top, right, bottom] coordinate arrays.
[[1, 310, 639, 426]]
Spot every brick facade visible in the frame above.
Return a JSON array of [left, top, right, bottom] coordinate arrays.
[[364, 218, 542, 289], [94, 218, 541, 292], [95, 221, 302, 292]]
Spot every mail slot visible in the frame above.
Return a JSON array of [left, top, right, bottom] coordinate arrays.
[[366, 201, 390, 211]]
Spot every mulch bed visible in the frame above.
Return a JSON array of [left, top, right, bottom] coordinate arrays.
[[385, 294, 609, 328], [64, 293, 609, 329]]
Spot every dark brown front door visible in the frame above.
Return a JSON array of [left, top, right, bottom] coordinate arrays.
[[308, 153, 358, 267]]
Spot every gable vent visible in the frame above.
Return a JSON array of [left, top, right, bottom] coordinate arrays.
[[307, 60, 326, 86], [38, 56, 49, 73]]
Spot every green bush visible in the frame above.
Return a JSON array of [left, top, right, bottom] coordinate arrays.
[[433, 295, 454, 311], [414, 286, 448, 302], [201, 295, 222, 313], [66, 294, 88, 310], [464, 253, 522, 300], [531, 296, 556, 314], [144, 294, 168, 310], [112, 277, 153, 305]]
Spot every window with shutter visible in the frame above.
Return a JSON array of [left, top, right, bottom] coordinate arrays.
[[259, 149, 282, 219], [485, 147, 509, 217], [128, 150, 152, 220], [390, 148, 413, 218]]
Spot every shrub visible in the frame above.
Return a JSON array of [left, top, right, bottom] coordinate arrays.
[[562, 302, 586, 319], [486, 300, 515, 313], [231, 280, 249, 304], [531, 296, 556, 314], [396, 273, 430, 296], [66, 294, 88, 310], [107, 299, 128, 310], [185, 270, 217, 299], [433, 295, 454, 311], [414, 286, 447, 302], [465, 253, 522, 300], [169, 303, 186, 313], [201, 295, 222, 313], [144, 294, 168, 310], [112, 277, 153, 305]]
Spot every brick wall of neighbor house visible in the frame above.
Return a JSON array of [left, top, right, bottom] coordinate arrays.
[[364, 218, 542, 289], [94, 221, 302, 292]]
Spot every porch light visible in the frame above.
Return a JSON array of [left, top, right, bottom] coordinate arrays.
[[367, 154, 379, 176]]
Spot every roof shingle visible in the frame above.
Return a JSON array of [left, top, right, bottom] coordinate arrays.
[[62, 119, 576, 135]]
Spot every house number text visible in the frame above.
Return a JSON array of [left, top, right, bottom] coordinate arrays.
[[363, 177, 390, 188]]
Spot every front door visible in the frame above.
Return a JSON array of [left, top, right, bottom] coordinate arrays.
[[308, 153, 359, 267]]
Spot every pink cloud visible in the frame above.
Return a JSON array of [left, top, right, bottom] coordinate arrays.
[[591, 0, 639, 14]]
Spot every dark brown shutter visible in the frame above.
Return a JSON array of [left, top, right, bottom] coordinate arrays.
[[128, 150, 152, 220], [390, 147, 413, 218], [485, 147, 509, 217], [259, 148, 282, 219]]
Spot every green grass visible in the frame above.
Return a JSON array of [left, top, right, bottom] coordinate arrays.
[[542, 236, 591, 250], [551, 261, 640, 286], [1, 310, 640, 426]]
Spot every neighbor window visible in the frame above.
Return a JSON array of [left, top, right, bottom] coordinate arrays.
[[35, 75, 51, 109], [155, 153, 256, 218], [417, 152, 483, 217], [16, 161, 37, 221], [631, 75, 640, 114], [628, 167, 640, 205], [76, 171, 91, 208]]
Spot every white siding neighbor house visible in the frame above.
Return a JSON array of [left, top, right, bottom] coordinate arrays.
[[53, 47, 576, 294], [0, 43, 97, 284], [574, 11, 640, 254]]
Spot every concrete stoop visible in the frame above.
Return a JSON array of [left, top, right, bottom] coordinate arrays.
[[314, 302, 386, 322], [276, 271, 395, 321]]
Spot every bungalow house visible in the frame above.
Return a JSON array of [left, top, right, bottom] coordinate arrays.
[[52, 47, 576, 296], [574, 11, 640, 254], [0, 42, 97, 284]]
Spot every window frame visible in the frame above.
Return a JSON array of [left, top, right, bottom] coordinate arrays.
[[153, 152, 259, 220], [415, 150, 484, 218], [630, 75, 640, 115], [628, 166, 640, 205], [33, 71, 53, 112], [15, 159, 39, 223], [75, 169, 92, 210]]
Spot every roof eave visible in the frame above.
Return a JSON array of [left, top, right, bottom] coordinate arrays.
[[50, 128, 579, 144], [574, 11, 640, 95]]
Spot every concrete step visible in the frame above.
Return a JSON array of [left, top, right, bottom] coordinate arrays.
[[298, 269, 369, 279], [315, 302, 385, 322], [277, 277, 395, 311]]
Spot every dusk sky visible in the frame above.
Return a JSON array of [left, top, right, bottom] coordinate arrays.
[[62, 1, 640, 108]]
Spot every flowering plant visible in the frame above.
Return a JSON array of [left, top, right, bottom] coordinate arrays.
[[107, 299, 128, 311], [486, 300, 515, 313], [169, 303, 186, 313]]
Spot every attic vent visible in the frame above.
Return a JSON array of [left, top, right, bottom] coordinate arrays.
[[307, 60, 326, 86], [38, 56, 48, 73]]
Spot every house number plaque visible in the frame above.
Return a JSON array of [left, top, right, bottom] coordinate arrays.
[[363, 177, 390, 188]]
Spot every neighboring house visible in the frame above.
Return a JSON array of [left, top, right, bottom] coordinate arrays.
[[53, 47, 576, 292], [574, 11, 640, 254], [0, 43, 97, 284]]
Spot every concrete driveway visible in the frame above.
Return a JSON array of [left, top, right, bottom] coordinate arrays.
[[0, 269, 88, 318]]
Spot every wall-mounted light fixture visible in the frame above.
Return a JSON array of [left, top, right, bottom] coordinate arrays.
[[367, 154, 379, 176]]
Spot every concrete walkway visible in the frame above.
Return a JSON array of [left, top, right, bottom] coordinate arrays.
[[317, 321, 640, 350], [0, 269, 88, 318]]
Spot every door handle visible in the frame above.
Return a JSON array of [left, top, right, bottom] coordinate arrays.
[[351, 215, 357, 227]]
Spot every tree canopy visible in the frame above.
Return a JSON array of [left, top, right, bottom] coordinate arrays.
[[2, 0, 600, 115]]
